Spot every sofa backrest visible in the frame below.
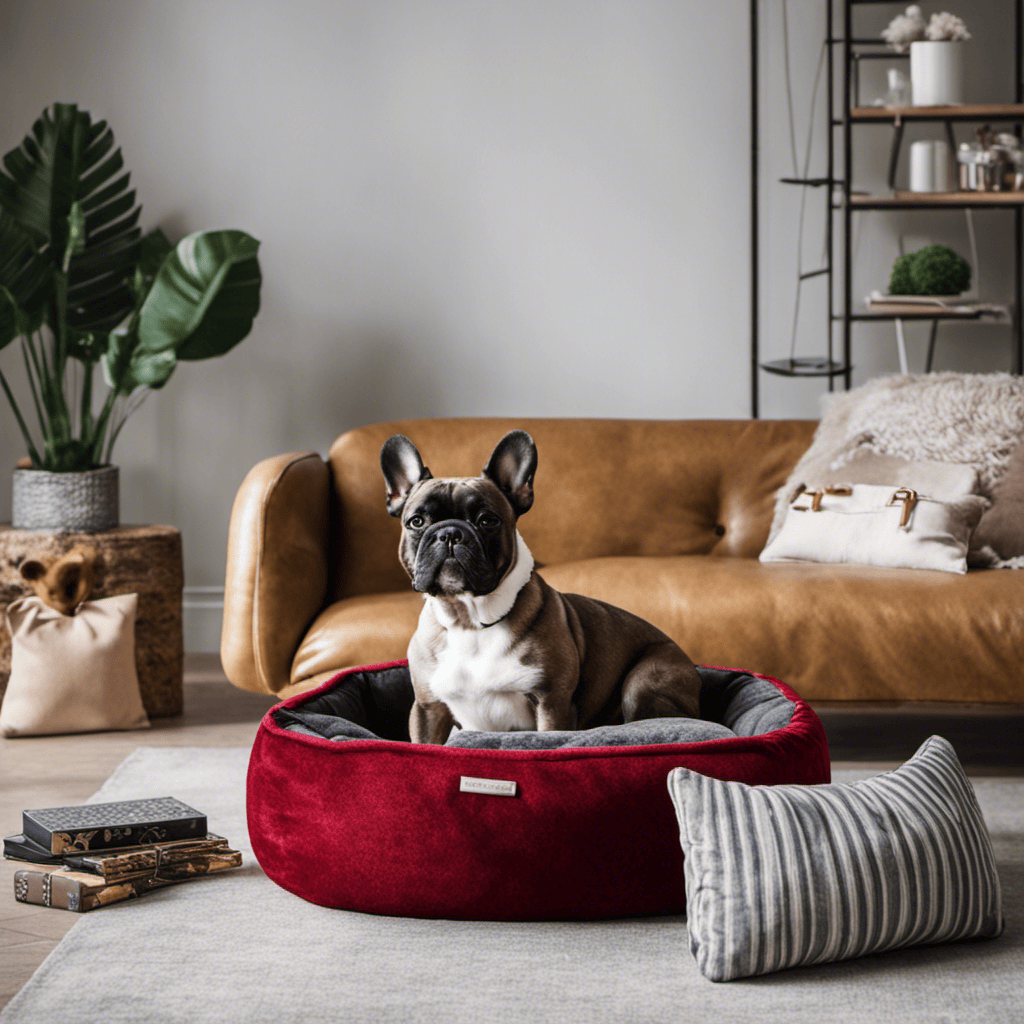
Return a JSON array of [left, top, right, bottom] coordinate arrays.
[[327, 418, 817, 600]]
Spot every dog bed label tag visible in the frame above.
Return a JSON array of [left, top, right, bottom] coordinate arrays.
[[460, 776, 517, 797]]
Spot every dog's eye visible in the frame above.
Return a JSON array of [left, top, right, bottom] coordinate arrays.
[[477, 513, 501, 530], [406, 515, 426, 530]]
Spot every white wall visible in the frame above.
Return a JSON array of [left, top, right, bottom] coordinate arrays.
[[1, 0, 751, 648], [0, 1, 1016, 649]]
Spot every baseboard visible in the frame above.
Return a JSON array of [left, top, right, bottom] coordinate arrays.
[[183, 586, 223, 654], [812, 704, 1024, 769]]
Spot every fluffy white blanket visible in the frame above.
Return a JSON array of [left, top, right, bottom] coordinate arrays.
[[770, 373, 1024, 567]]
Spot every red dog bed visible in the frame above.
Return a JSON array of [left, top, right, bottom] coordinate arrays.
[[247, 661, 829, 920]]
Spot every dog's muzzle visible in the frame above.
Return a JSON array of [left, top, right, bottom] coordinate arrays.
[[412, 519, 498, 595]]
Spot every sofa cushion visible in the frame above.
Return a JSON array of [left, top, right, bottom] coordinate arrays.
[[289, 556, 1024, 704], [974, 438, 1024, 561], [542, 556, 1024, 704], [291, 590, 423, 688]]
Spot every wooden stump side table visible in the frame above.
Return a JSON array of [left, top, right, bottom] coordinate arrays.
[[0, 525, 184, 718]]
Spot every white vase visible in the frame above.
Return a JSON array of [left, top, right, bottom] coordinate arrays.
[[910, 40, 965, 106], [909, 140, 952, 192]]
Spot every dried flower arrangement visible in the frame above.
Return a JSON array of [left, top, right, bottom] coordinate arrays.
[[882, 5, 926, 52], [882, 7, 970, 52], [925, 12, 970, 42]]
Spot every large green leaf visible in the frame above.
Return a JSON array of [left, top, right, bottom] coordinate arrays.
[[103, 324, 177, 394], [100, 229, 177, 395], [0, 103, 141, 335], [137, 229, 261, 361], [137, 227, 173, 282], [0, 209, 49, 348]]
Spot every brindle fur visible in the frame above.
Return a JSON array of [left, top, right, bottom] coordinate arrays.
[[381, 431, 702, 743]]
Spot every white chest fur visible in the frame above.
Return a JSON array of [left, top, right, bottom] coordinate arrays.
[[426, 622, 540, 732], [420, 532, 540, 732]]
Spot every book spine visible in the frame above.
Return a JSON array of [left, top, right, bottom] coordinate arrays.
[[20, 817, 54, 853], [12, 857, 241, 911], [152, 851, 242, 881], [67, 847, 240, 882], [29, 833, 228, 874]]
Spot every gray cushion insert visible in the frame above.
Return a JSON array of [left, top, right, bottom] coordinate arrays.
[[720, 676, 797, 737], [277, 715, 380, 742], [446, 718, 735, 749], [277, 665, 796, 748]]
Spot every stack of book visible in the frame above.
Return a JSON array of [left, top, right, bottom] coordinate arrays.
[[4, 797, 242, 912], [863, 291, 1008, 317]]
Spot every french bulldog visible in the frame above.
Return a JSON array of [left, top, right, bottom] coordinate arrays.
[[380, 430, 702, 744]]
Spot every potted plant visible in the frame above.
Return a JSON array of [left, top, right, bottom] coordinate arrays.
[[0, 103, 262, 531], [883, 8, 971, 107], [888, 244, 972, 296]]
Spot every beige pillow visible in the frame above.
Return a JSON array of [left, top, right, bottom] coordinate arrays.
[[760, 484, 987, 574], [814, 449, 980, 499], [974, 439, 1024, 559], [770, 449, 980, 546], [1, 595, 150, 738]]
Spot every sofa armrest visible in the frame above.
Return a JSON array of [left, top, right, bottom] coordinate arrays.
[[221, 452, 331, 695]]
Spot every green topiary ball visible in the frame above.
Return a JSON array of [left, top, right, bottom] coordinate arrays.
[[888, 253, 915, 295], [907, 244, 971, 296]]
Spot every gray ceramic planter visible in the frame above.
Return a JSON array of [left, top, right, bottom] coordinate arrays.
[[11, 465, 119, 533]]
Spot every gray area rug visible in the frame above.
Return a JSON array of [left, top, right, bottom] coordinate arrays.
[[2, 746, 1020, 1024]]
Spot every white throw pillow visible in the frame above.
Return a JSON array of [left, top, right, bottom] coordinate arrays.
[[1, 595, 150, 737], [760, 484, 987, 574]]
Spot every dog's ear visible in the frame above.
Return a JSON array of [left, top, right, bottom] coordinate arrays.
[[483, 431, 537, 516], [19, 559, 47, 582], [51, 559, 91, 614], [381, 435, 433, 517]]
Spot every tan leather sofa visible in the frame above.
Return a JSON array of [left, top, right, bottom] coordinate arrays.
[[221, 418, 1024, 706]]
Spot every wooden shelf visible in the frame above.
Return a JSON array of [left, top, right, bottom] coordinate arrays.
[[848, 190, 1024, 209], [850, 303, 1010, 321], [850, 103, 1024, 122]]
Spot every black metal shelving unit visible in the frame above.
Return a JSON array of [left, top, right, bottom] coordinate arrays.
[[751, 0, 1024, 418]]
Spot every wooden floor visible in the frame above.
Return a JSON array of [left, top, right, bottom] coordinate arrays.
[[0, 655, 277, 1011], [1, 656, 1021, 1011]]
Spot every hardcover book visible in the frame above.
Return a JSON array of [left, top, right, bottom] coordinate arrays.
[[3, 832, 229, 869], [61, 835, 232, 881], [22, 798, 207, 855], [13, 867, 178, 912], [3, 833, 63, 865], [12, 853, 242, 912]]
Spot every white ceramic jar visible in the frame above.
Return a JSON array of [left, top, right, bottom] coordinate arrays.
[[910, 40, 965, 106]]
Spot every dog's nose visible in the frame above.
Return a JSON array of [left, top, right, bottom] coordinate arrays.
[[434, 524, 466, 549]]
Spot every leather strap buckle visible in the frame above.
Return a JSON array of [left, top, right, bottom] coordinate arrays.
[[792, 485, 852, 512], [887, 487, 919, 528]]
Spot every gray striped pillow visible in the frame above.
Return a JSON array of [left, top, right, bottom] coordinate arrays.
[[666, 735, 1003, 982]]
